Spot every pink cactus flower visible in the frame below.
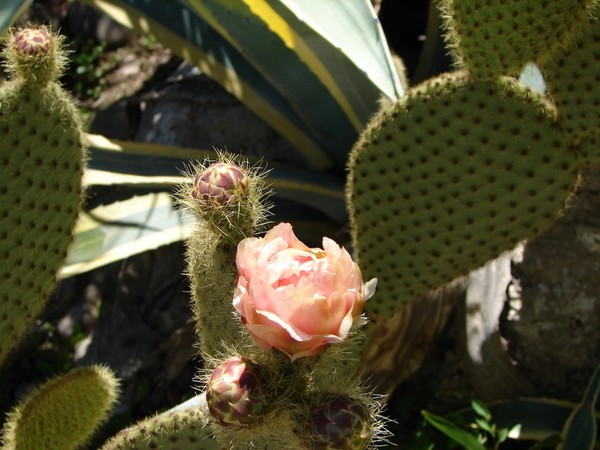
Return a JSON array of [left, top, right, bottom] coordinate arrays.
[[233, 223, 376, 361]]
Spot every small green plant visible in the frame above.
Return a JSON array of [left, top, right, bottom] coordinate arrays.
[[68, 37, 108, 100], [423, 400, 521, 450]]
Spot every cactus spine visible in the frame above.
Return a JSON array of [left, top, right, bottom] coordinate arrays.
[[0, 26, 85, 366]]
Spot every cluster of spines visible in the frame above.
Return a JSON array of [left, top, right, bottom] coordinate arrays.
[[540, 1, 599, 162]]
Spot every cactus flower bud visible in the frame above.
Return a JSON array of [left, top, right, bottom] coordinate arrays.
[[4, 26, 65, 84], [13, 28, 51, 56], [193, 162, 248, 205], [307, 396, 371, 450], [206, 357, 265, 428]]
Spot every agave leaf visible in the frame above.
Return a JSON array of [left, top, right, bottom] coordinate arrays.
[[81, 0, 400, 171], [59, 192, 193, 278], [273, 0, 403, 101], [182, 0, 358, 168], [82, 0, 329, 169], [183, 0, 403, 169], [83, 134, 346, 224], [0, 0, 31, 32], [60, 135, 345, 277], [558, 364, 600, 450]]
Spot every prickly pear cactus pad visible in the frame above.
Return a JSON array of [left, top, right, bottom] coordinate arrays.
[[439, 0, 590, 79], [102, 408, 218, 450], [347, 72, 578, 316], [1, 365, 119, 450], [541, 4, 599, 159], [0, 26, 85, 366]]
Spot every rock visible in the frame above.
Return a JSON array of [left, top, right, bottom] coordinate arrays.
[[500, 168, 600, 401], [134, 63, 306, 167]]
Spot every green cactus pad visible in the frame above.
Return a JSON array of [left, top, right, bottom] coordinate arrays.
[[185, 223, 250, 358], [178, 157, 271, 359], [0, 27, 84, 367], [102, 407, 218, 450], [347, 72, 578, 316], [1, 365, 120, 450], [541, 4, 599, 159], [439, 0, 590, 79]]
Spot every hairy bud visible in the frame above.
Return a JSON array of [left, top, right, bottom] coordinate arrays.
[[13, 28, 51, 56], [206, 357, 265, 428], [193, 162, 248, 205]]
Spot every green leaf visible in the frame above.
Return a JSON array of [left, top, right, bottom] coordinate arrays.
[[496, 427, 509, 443], [454, 398, 598, 443], [422, 411, 487, 450], [471, 399, 492, 421], [0, 0, 31, 32], [558, 363, 600, 450], [473, 417, 494, 434]]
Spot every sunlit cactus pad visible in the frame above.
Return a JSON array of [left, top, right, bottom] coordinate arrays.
[[439, 0, 590, 79], [0, 27, 84, 366], [102, 408, 217, 450], [541, 5, 599, 160], [348, 72, 578, 316], [1, 366, 119, 450]]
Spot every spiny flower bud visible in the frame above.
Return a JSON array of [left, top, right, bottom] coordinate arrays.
[[193, 162, 248, 205], [307, 396, 372, 450], [3, 26, 66, 84], [13, 28, 51, 56], [206, 357, 266, 428]]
